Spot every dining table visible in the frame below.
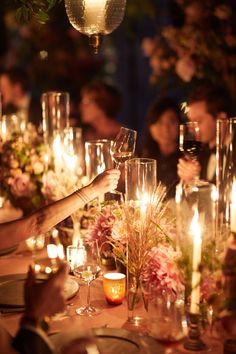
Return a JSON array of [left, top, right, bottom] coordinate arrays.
[[0, 242, 225, 353]]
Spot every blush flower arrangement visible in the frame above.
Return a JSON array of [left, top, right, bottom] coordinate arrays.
[[0, 124, 48, 214], [85, 187, 184, 299], [142, 0, 236, 99]]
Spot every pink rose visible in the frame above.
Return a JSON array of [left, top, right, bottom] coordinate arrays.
[[9, 173, 35, 198]]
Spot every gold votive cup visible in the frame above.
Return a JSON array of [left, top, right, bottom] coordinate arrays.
[[103, 272, 126, 305]]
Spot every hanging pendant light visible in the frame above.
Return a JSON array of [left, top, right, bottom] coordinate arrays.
[[64, 0, 126, 53]]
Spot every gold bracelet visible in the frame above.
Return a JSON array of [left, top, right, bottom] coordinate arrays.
[[75, 189, 90, 204]]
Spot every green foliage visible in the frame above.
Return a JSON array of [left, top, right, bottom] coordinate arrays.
[[14, 0, 61, 24], [12, 0, 155, 25]]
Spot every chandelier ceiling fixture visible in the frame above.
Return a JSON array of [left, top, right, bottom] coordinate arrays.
[[64, 0, 127, 53]]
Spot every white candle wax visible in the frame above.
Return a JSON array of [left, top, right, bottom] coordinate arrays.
[[57, 244, 65, 260], [230, 181, 236, 233], [190, 210, 202, 314], [53, 133, 63, 173], [47, 244, 58, 259]]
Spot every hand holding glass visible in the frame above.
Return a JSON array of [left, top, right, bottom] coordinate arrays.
[[179, 122, 202, 160]]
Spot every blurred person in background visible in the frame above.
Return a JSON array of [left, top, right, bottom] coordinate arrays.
[[0, 67, 42, 127], [141, 97, 182, 199], [177, 84, 233, 185], [79, 80, 122, 141]]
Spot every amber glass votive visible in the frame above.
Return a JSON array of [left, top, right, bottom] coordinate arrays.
[[103, 272, 126, 305]]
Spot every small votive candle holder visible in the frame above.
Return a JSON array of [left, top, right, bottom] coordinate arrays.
[[103, 272, 126, 305]]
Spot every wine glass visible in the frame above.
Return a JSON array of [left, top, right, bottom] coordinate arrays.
[[179, 121, 202, 161], [147, 289, 188, 354], [111, 127, 137, 168], [73, 247, 101, 316]]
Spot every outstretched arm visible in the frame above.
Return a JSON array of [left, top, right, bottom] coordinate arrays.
[[0, 169, 120, 249]]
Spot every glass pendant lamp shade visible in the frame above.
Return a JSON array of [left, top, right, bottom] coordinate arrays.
[[64, 0, 126, 52]]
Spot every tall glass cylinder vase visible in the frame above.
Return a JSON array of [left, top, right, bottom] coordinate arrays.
[[216, 118, 236, 251], [85, 139, 113, 182], [41, 91, 70, 146], [125, 158, 157, 325], [176, 181, 216, 295], [125, 158, 157, 203], [176, 181, 216, 349]]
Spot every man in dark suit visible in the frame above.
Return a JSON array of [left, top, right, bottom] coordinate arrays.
[[177, 84, 234, 184], [0, 68, 42, 127]]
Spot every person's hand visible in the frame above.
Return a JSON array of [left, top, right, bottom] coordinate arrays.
[[85, 169, 121, 199], [24, 262, 69, 320], [177, 157, 201, 183]]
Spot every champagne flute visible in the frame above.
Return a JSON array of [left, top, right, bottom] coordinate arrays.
[[148, 289, 188, 354], [111, 127, 137, 168], [73, 247, 101, 316]]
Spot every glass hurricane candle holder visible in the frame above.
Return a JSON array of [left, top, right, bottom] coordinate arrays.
[[124, 158, 157, 326], [41, 91, 70, 146], [216, 118, 236, 250], [64, 0, 127, 53], [176, 181, 216, 351], [125, 158, 157, 204], [103, 272, 126, 305]]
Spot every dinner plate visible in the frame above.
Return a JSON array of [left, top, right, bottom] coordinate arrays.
[[51, 327, 164, 354], [0, 244, 18, 257], [0, 274, 79, 308]]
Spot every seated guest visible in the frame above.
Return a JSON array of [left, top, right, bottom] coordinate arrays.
[[0, 169, 120, 250], [0, 68, 42, 127], [177, 84, 233, 184], [0, 262, 69, 354], [79, 80, 122, 141], [141, 97, 182, 199]]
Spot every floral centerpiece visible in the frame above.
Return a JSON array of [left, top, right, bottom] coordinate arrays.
[[142, 1, 236, 100], [85, 187, 184, 311], [0, 123, 48, 215]]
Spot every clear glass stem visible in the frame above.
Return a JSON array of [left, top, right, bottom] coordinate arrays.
[[86, 282, 91, 308]]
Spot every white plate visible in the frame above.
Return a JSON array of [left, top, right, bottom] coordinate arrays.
[[0, 274, 79, 308], [51, 327, 164, 354]]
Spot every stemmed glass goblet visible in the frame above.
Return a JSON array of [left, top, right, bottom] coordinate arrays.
[[73, 247, 101, 316], [111, 127, 137, 168], [148, 290, 188, 354]]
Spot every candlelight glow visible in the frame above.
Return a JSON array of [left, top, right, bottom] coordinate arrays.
[[57, 244, 65, 260], [190, 208, 201, 244], [232, 180, 236, 203], [47, 244, 58, 259], [85, 0, 106, 33], [103, 272, 126, 305]]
